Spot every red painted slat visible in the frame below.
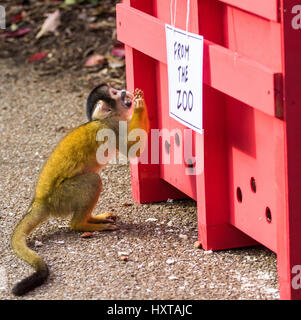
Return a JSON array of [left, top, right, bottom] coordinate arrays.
[[117, 4, 167, 63], [218, 0, 279, 21], [117, 3, 282, 118], [223, 6, 282, 71], [276, 0, 301, 300]]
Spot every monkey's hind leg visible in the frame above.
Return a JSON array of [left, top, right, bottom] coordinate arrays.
[[59, 173, 118, 232]]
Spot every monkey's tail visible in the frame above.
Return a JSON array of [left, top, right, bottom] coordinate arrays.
[[11, 201, 49, 296]]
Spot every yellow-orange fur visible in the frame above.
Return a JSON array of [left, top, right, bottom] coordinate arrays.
[[11, 91, 149, 295]]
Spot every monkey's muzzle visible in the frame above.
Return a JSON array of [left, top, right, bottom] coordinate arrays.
[[121, 90, 134, 108]]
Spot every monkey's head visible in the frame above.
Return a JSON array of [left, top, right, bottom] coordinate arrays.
[[86, 83, 133, 122]]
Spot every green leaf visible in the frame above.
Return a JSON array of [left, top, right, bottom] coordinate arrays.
[[10, 23, 18, 32], [64, 0, 77, 5]]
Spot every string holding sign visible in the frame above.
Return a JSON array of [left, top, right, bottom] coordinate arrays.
[[170, 0, 191, 34], [170, 0, 177, 27], [186, 0, 190, 34], [166, 0, 204, 134]]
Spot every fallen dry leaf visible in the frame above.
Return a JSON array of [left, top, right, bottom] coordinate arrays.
[[36, 9, 60, 39], [1, 27, 31, 39], [11, 13, 23, 24], [84, 54, 105, 67], [91, 6, 105, 16], [111, 44, 125, 58], [87, 20, 115, 29], [27, 51, 48, 63], [109, 60, 125, 69]]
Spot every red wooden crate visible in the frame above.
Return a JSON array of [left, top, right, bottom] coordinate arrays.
[[117, 0, 301, 300]]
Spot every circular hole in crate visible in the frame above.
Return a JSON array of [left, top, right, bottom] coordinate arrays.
[[250, 177, 256, 193], [165, 140, 170, 154], [266, 207, 272, 223], [185, 159, 195, 172], [175, 133, 180, 146], [236, 187, 242, 203]]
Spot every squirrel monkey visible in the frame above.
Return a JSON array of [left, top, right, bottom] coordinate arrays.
[[11, 84, 149, 296]]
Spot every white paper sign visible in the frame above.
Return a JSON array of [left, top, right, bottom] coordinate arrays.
[[165, 24, 204, 134]]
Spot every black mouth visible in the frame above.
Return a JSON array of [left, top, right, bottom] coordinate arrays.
[[125, 100, 132, 108], [121, 90, 132, 108]]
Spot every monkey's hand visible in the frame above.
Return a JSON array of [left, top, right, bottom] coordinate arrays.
[[125, 87, 149, 157], [133, 89, 145, 109]]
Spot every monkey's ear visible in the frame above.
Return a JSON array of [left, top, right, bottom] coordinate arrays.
[[91, 100, 112, 120]]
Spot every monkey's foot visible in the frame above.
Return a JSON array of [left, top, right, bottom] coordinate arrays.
[[72, 222, 119, 232], [88, 212, 118, 224]]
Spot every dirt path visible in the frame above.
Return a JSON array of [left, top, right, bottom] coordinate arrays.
[[0, 59, 279, 300]]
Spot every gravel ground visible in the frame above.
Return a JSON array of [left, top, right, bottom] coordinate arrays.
[[0, 59, 279, 300]]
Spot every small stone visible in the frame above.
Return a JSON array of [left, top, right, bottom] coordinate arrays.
[[145, 218, 158, 222], [179, 234, 188, 240], [168, 275, 177, 280], [120, 255, 128, 262], [167, 198, 174, 203], [166, 258, 175, 265], [167, 220, 173, 227], [34, 240, 43, 247], [118, 251, 129, 257], [123, 202, 133, 207], [80, 232, 93, 238], [194, 241, 202, 249]]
